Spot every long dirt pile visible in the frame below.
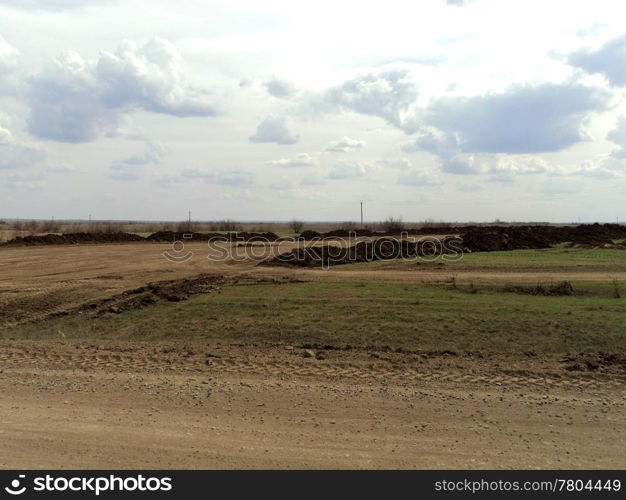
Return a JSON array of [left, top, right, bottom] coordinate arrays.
[[146, 231, 280, 242], [266, 237, 464, 267], [2, 231, 282, 246], [298, 223, 626, 242], [2, 232, 146, 246], [269, 223, 626, 267], [80, 274, 227, 314]]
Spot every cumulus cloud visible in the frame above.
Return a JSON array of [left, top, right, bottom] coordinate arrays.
[[440, 155, 482, 175], [324, 66, 420, 133], [0, 123, 12, 144], [249, 115, 299, 145], [110, 141, 166, 180], [27, 38, 218, 143], [559, 160, 624, 180], [325, 136, 366, 153], [0, 34, 18, 75], [607, 116, 626, 158], [97, 39, 217, 117], [263, 77, 295, 98], [402, 82, 610, 177], [486, 156, 548, 182], [568, 35, 626, 86], [265, 153, 317, 167], [327, 160, 377, 180], [424, 83, 609, 154]]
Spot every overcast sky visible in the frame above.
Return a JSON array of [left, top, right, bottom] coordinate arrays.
[[1, 0, 626, 222]]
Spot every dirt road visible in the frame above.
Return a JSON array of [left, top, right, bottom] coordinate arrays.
[[0, 341, 624, 469]]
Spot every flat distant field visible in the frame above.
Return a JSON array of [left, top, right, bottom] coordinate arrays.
[[1, 240, 625, 469]]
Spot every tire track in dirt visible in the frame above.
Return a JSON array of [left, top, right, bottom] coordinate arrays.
[[0, 346, 624, 391], [0, 281, 88, 326]]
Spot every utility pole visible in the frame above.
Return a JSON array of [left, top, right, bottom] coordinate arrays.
[[188, 210, 192, 232], [360, 201, 363, 228]]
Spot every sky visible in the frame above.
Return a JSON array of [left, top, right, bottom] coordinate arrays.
[[1, 0, 626, 223]]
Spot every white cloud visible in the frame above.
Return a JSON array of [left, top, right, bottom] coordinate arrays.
[[401, 82, 611, 178], [97, 38, 218, 117], [265, 152, 317, 167], [263, 77, 295, 98], [566, 161, 624, 179], [27, 38, 218, 143], [607, 116, 626, 158], [325, 136, 366, 152], [0, 34, 18, 74], [327, 160, 377, 180], [323, 66, 420, 133], [0, 123, 13, 144], [110, 141, 167, 180], [249, 115, 299, 144], [568, 35, 626, 86], [424, 83, 610, 155]]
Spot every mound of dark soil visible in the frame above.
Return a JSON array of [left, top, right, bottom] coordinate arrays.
[[80, 274, 227, 314], [146, 231, 280, 242], [236, 231, 280, 242], [266, 236, 463, 267], [146, 231, 221, 242], [461, 226, 553, 252], [298, 230, 322, 240], [461, 223, 626, 252], [3, 232, 146, 246]]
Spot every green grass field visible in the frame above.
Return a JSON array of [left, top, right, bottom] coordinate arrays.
[[7, 278, 625, 355], [353, 246, 626, 275]]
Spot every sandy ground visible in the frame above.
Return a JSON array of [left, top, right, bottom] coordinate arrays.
[[0, 341, 624, 469]]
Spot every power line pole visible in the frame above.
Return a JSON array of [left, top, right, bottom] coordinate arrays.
[[188, 210, 192, 232], [360, 201, 363, 228]]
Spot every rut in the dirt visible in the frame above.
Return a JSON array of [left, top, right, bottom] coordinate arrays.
[[80, 274, 228, 314]]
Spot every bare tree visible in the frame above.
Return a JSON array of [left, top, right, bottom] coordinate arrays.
[[382, 216, 404, 234], [289, 220, 304, 234]]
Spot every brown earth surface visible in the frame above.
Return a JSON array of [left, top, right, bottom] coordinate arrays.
[[0, 341, 624, 469]]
